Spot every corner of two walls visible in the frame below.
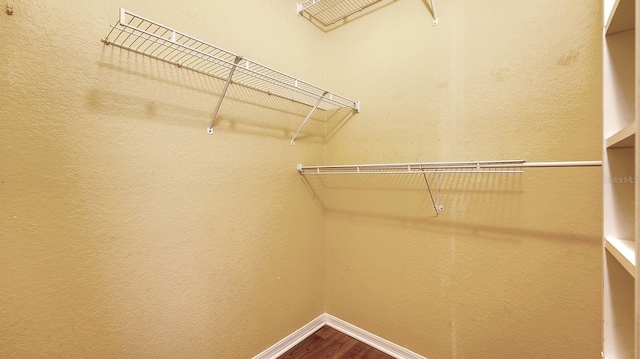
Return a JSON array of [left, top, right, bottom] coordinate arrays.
[[321, 0, 603, 358]]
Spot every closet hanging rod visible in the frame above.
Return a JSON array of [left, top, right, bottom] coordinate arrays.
[[101, 8, 360, 141], [296, 160, 602, 175]]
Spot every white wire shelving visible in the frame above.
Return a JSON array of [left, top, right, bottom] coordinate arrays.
[[297, 0, 438, 26], [102, 8, 360, 145], [298, 159, 602, 215], [296, 160, 602, 175]]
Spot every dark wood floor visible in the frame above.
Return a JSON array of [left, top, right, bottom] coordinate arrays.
[[277, 326, 395, 359]]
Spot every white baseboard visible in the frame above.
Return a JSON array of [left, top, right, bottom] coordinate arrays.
[[324, 314, 427, 359], [252, 313, 326, 359], [252, 313, 427, 359]]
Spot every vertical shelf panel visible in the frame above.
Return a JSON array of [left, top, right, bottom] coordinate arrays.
[[603, 1, 637, 358], [635, 1, 640, 357], [604, 30, 635, 138], [604, 147, 636, 242], [604, 251, 636, 359]]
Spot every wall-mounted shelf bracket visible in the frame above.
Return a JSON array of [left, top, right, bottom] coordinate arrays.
[[430, 0, 438, 25], [291, 91, 328, 145], [208, 56, 242, 134]]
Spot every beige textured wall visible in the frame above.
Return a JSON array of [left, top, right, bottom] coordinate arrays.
[[0, 1, 326, 357], [1, 0, 604, 357], [322, 0, 603, 358]]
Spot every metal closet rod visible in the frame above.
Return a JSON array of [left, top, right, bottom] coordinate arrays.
[[296, 160, 602, 175]]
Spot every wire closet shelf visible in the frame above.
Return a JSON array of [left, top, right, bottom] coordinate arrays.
[[297, 0, 438, 26], [102, 8, 360, 143], [296, 160, 603, 175]]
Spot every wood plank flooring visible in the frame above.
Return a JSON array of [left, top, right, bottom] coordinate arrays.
[[277, 326, 395, 359]]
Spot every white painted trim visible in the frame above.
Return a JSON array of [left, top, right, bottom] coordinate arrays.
[[324, 314, 427, 359], [252, 313, 326, 359], [252, 313, 427, 359]]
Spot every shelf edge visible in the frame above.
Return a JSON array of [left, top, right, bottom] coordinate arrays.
[[604, 0, 635, 35], [604, 237, 637, 278], [605, 121, 636, 148]]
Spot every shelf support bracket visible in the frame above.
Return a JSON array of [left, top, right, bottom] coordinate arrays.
[[430, 0, 438, 25], [290, 91, 328, 146], [207, 56, 242, 135]]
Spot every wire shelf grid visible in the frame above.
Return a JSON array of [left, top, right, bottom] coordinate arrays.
[[297, 0, 385, 26], [297, 160, 603, 175], [102, 9, 359, 112]]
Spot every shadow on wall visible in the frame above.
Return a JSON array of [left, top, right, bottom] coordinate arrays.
[[300, 170, 599, 244], [301, 170, 523, 218], [93, 49, 355, 144]]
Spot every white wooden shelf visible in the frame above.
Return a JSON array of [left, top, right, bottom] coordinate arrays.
[[605, 0, 635, 35], [606, 121, 637, 148], [102, 8, 359, 144], [605, 237, 637, 278]]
